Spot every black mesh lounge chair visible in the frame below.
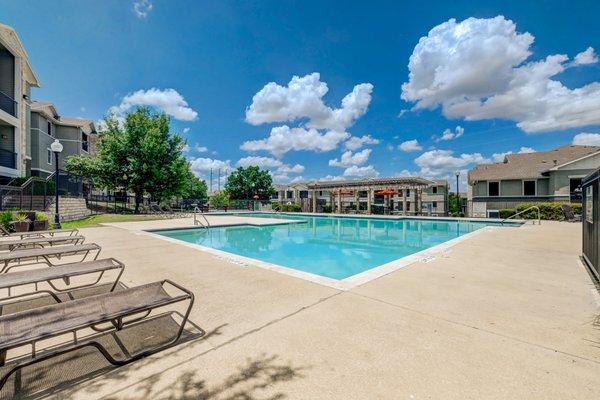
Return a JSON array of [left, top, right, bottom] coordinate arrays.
[[0, 258, 125, 307], [0, 225, 79, 239], [0, 280, 194, 390], [0, 243, 102, 273], [561, 204, 582, 222], [0, 235, 85, 251]]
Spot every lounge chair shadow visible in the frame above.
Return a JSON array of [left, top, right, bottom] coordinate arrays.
[[0, 313, 212, 399]]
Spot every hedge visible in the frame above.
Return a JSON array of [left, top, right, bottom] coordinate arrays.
[[498, 202, 581, 221], [272, 202, 301, 212]]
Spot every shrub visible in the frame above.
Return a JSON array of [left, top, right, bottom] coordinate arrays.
[[35, 212, 48, 221], [271, 202, 281, 211], [278, 203, 301, 212], [322, 205, 332, 213], [571, 203, 582, 215], [210, 191, 230, 208], [0, 210, 12, 230], [499, 208, 516, 219], [513, 202, 576, 221]]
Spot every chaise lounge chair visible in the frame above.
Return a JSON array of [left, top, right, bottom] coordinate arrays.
[[0, 280, 194, 390], [0, 226, 79, 239], [561, 204, 582, 222], [0, 235, 85, 251], [0, 258, 124, 307], [0, 243, 102, 273]]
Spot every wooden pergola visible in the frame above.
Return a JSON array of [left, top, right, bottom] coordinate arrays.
[[308, 177, 434, 215]]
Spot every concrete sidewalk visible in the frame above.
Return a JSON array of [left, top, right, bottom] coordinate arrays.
[[9, 217, 600, 399]]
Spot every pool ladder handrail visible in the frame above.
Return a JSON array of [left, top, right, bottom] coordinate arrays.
[[193, 206, 211, 229], [501, 205, 541, 225]]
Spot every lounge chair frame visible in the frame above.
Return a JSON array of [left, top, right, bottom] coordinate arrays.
[[0, 258, 125, 306], [0, 243, 102, 274], [0, 226, 79, 239], [0, 235, 85, 252], [0, 280, 194, 391]]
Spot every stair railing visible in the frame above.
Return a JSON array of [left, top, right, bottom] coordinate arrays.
[[193, 206, 210, 228], [501, 205, 541, 225]]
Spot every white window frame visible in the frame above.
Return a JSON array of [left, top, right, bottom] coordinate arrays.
[[46, 148, 52, 165], [488, 181, 500, 197], [81, 132, 89, 153], [522, 180, 536, 197]]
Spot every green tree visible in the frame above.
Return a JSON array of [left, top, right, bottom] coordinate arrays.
[[184, 172, 208, 200], [224, 166, 275, 200], [67, 107, 191, 213], [210, 191, 230, 208]]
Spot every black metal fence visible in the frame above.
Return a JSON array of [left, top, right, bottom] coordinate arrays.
[[582, 169, 599, 281]]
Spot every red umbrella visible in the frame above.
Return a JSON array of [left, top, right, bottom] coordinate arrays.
[[376, 189, 397, 196]]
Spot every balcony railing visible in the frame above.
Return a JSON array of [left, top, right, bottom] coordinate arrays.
[[0, 90, 16, 117], [0, 148, 16, 169]]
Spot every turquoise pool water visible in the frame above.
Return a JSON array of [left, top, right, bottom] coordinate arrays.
[[155, 214, 518, 280]]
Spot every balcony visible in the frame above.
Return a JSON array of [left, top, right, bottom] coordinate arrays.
[[0, 91, 16, 117], [0, 148, 16, 169]]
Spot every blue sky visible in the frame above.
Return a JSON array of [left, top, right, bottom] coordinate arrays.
[[1, 0, 599, 189]]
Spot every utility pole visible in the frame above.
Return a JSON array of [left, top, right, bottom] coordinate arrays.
[[210, 169, 213, 194], [218, 169, 221, 191]]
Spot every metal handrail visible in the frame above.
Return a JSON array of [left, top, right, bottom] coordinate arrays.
[[501, 205, 541, 225], [193, 206, 210, 229]]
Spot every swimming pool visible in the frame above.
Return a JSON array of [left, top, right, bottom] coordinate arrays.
[[155, 214, 518, 281]]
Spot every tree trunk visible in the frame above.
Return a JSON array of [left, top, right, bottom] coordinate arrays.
[[134, 192, 143, 214]]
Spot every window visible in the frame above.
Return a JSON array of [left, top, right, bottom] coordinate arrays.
[[47, 121, 52, 136], [47, 149, 52, 165], [432, 186, 438, 194], [523, 180, 536, 196], [488, 181, 500, 197], [432, 201, 437, 208], [299, 190, 308, 199], [286, 191, 293, 199], [406, 189, 410, 197], [82, 133, 89, 152]]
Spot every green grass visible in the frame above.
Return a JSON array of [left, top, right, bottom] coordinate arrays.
[[61, 214, 165, 229]]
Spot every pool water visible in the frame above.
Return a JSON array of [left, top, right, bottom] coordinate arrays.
[[155, 214, 517, 280]]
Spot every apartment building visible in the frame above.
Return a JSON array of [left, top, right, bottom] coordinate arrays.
[[468, 145, 600, 217], [0, 23, 40, 182], [29, 101, 96, 177]]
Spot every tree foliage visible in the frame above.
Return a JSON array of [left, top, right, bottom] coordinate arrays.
[[65, 107, 192, 212], [209, 191, 230, 208], [184, 172, 208, 200], [224, 166, 275, 200]]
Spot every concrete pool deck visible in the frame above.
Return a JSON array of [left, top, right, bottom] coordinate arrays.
[[10, 215, 600, 399]]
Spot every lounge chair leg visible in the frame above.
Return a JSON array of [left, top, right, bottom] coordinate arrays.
[[0, 350, 6, 367]]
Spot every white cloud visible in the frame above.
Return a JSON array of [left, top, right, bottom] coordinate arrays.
[[492, 146, 536, 162], [436, 126, 464, 142], [329, 149, 371, 168], [133, 0, 153, 18], [573, 47, 599, 65], [189, 157, 231, 174], [289, 176, 305, 183], [398, 139, 423, 152], [573, 132, 600, 146], [343, 165, 380, 178], [110, 88, 198, 121], [414, 149, 488, 176], [183, 128, 190, 134], [240, 126, 349, 158], [245, 73, 373, 132], [182, 144, 190, 153], [519, 146, 535, 153], [236, 156, 304, 183], [237, 156, 283, 169], [318, 175, 344, 182], [344, 135, 379, 150], [183, 143, 207, 153], [401, 16, 600, 133]]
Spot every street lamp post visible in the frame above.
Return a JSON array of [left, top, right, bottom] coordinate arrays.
[[454, 170, 460, 215], [51, 139, 63, 229]]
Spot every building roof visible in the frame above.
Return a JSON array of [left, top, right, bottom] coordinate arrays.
[[0, 23, 40, 87], [31, 101, 96, 134], [468, 145, 600, 182], [308, 177, 434, 190]]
